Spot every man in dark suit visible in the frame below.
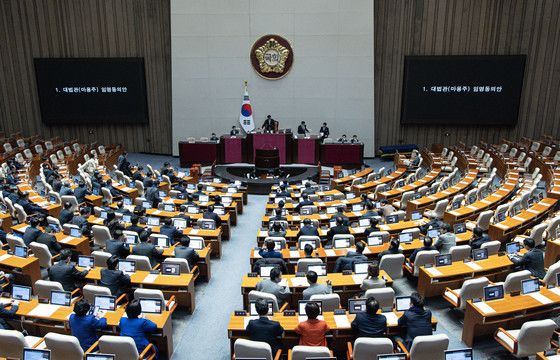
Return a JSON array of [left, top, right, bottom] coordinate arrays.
[[0, 300, 19, 330], [173, 237, 200, 269], [71, 207, 90, 232], [361, 201, 379, 219], [301, 182, 316, 196], [132, 231, 163, 267], [202, 205, 222, 227], [73, 181, 91, 203], [510, 237, 545, 278], [58, 202, 74, 225], [159, 218, 183, 245], [351, 298, 387, 338], [23, 217, 42, 246], [245, 299, 284, 354], [48, 249, 89, 291], [270, 208, 287, 222], [230, 126, 240, 136], [330, 206, 349, 226], [17, 192, 45, 215], [326, 216, 350, 245], [276, 185, 290, 198], [144, 180, 161, 208], [105, 230, 130, 259], [319, 122, 329, 140], [294, 193, 314, 213], [132, 167, 144, 182], [363, 217, 379, 238], [333, 241, 368, 272], [59, 181, 74, 196], [297, 121, 309, 135], [262, 115, 276, 132], [469, 227, 490, 249], [398, 292, 433, 349], [297, 218, 319, 237], [258, 240, 282, 259], [409, 237, 436, 264], [36, 226, 62, 255], [0, 219, 6, 246], [100, 256, 131, 297], [126, 215, 144, 234]]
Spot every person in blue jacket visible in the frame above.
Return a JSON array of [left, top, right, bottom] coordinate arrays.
[[69, 299, 108, 351], [119, 299, 158, 357]]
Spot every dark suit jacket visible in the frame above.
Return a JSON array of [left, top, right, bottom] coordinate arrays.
[[511, 248, 545, 278], [252, 258, 288, 274], [246, 317, 284, 354], [297, 225, 319, 237], [48, 262, 88, 291], [59, 208, 74, 225], [330, 214, 350, 226], [74, 186, 90, 203], [297, 125, 309, 134], [145, 187, 161, 208], [202, 211, 221, 226], [0, 303, 19, 330], [23, 227, 42, 246], [36, 233, 62, 255], [132, 243, 163, 267], [106, 239, 130, 259], [159, 225, 182, 244], [333, 252, 368, 272], [294, 200, 314, 213], [351, 312, 387, 338], [100, 269, 131, 296], [174, 246, 200, 269], [398, 306, 433, 347], [326, 225, 350, 244], [319, 126, 330, 138], [469, 234, 489, 250], [126, 225, 144, 234]]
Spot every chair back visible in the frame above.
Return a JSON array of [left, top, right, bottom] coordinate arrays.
[[543, 261, 560, 286], [352, 337, 393, 360], [35, 280, 64, 299], [98, 335, 140, 360], [163, 257, 190, 273], [101, 187, 113, 204], [516, 319, 557, 357], [82, 284, 112, 303], [6, 234, 25, 251], [61, 195, 79, 212], [233, 339, 273, 360], [364, 287, 395, 309], [529, 223, 548, 246], [291, 345, 331, 360], [296, 258, 323, 273], [0, 329, 28, 358], [413, 250, 439, 276], [248, 290, 280, 312], [503, 270, 532, 293], [309, 293, 340, 312], [479, 240, 500, 255], [44, 332, 84, 360], [126, 255, 152, 271], [134, 288, 165, 302], [92, 225, 111, 248], [450, 245, 471, 262], [399, 191, 414, 209], [379, 254, 404, 279], [135, 180, 145, 196], [29, 242, 53, 268], [13, 203, 27, 224], [475, 210, 494, 231], [409, 334, 450, 360], [332, 234, 355, 247], [457, 276, 489, 309], [401, 227, 420, 239], [431, 199, 449, 218], [92, 250, 112, 268], [298, 236, 321, 249]]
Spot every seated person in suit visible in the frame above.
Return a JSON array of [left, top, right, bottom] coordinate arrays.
[[319, 122, 329, 140], [71, 207, 90, 232], [48, 249, 89, 291], [0, 299, 19, 330], [297, 218, 319, 237], [362, 201, 379, 219], [230, 125, 240, 136], [409, 237, 436, 264], [294, 193, 314, 213], [246, 299, 284, 355], [0, 219, 6, 246], [74, 181, 91, 203], [36, 225, 62, 255], [363, 217, 379, 238], [202, 205, 222, 226], [126, 215, 144, 234], [337, 134, 348, 143], [333, 241, 368, 272], [302, 271, 332, 300], [174, 236, 200, 270], [59, 181, 74, 196], [132, 167, 144, 182], [58, 201, 74, 225], [326, 216, 350, 245], [361, 261, 386, 291], [262, 115, 276, 132], [270, 208, 287, 222], [510, 237, 545, 279], [330, 206, 349, 226], [159, 218, 182, 245], [297, 121, 309, 135], [132, 230, 164, 268], [69, 299, 108, 351], [22, 217, 42, 246], [256, 267, 291, 304], [350, 134, 360, 143], [469, 226, 489, 250], [420, 213, 443, 234], [276, 185, 290, 198], [144, 180, 161, 209], [351, 298, 387, 338], [378, 239, 403, 260], [302, 244, 316, 258], [295, 302, 330, 346], [193, 184, 205, 199], [398, 292, 433, 349], [119, 300, 158, 356], [259, 239, 282, 259], [104, 179, 121, 198], [379, 199, 396, 217], [105, 229, 130, 259], [100, 256, 131, 297], [434, 223, 456, 255], [301, 182, 316, 196], [268, 221, 287, 238], [18, 191, 47, 215]]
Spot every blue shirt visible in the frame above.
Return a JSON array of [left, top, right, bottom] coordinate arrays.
[[119, 317, 158, 355], [69, 314, 107, 351], [258, 249, 282, 259]]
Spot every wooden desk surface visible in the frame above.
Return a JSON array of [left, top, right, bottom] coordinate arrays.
[[85, 268, 194, 288], [0, 249, 39, 269], [241, 272, 393, 289], [378, 169, 441, 201], [12, 223, 89, 249], [265, 197, 362, 211], [333, 168, 374, 185], [353, 167, 407, 193], [419, 253, 517, 280]]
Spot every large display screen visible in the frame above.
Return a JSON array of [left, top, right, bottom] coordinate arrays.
[[401, 55, 526, 126], [34, 58, 148, 124]]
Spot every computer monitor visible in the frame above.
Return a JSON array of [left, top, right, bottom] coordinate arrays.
[[348, 298, 367, 314], [259, 265, 275, 277], [367, 236, 383, 246], [48, 195, 57, 204], [444, 349, 473, 360], [78, 256, 94, 269], [48, 223, 60, 233], [346, 193, 356, 199], [377, 355, 406, 360], [190, 239, 204, 250], [510, 204, 521, 217], [506, 242, 521, 254], [324, 195, 334, 202], [155, 237, 170, 248], [122, 214, 131, 223], [92, 188, 100, 196], [187, 183, 196, 190], [50, 290, 71, 306], [395, 296, 412, 312], [300, 207, 312, 215], [352, 204, 363, 211], [14, 245, 28, 258], [100, 211, 108, 219], [451, 201, 462, 210], [328, 220, 337, 228], [85, 354, 115, 360], [358, 218, 370, 227], [214, 207, 225, 215], [299, 240, 317, 250], [199, 195, 209, 203], [227, 187, 237, 194], [161, 263, 181, 276], [23, 349, 51, 360], [187, 206, 199, 214], [496, 211, 506, 222], [141, 201, 152, 209], [163, 204, 175, 212], [139, 298, 163, 314], [125, 234, 138, 245], [410, 211, 422, 221], [385, 215, 398, 224], [201, 221, 216, 230], [453, 223, 467, 234], [117, 260, 136, 273], [398, 232, 413, 243], [427, 228, 441, 238], [483, 284, 504, 301], [94, 295, 116, 311], [206, 186, 216, 191], [249, 300, 273, 316], [521, 278, 540, 295], [273, 240, 283, 251], [298, 300, 322, 316], [12, 285, 32, 301], [307, 264, 327, 276], [435, 254, 452, 267], [326, 207, 337, 215], [0, 203, 7, 212], [354, 261, 371, 274], [123, 197, 132, 206], [158, 191, 166, 198], [333, 238, 351, 249], [413, 192, 422, 200], [147, 217, 160, 226], [472, 248, 488, 261]]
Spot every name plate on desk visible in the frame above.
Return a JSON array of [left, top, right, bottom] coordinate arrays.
[[472, 301, 496, 314], [283, 310, 296, 316], [234, 310, 247, 316], [247, 272, 258, 277], [529, 292, 553, 305]]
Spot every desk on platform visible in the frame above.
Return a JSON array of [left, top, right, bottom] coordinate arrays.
[[293, 136, 320, 164], [221, 136, 246, 164], [178, 141, 220, 167], [320, 143, 363, 167]]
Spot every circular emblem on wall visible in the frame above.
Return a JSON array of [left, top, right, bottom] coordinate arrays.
[[250, 35, 294, 80]]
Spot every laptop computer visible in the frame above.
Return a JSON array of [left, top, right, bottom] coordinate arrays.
[[155, 237, 170, 248], [358, 218, 371, 227], [161, 263, 181, 276], [367, 235, 383, 246], [398, 232, 413, 244], [354, 261, 372, 274], [139, 298, 163, 314], [377, 355, 406, 360], [435, 254, 452, 267], [187, 206, 199, 214], [333, 238, 351, 249], [299, 239, 317, 250], [14, 245, 28, 258], [147, 217, 160, 226], [298, 300, 323, 317], [86, 355, 115, 360], [78, 256, 94, 269], [427, 228, 441, 238], [395, 296, 412, 312], [50, 290, 71, 306], [70, 227, 82, 238], [410, 211, 423, 221], [12, 284, 32, 301], [125, 234, 138, 245], [472, 248, 488, 261], [189, 239, 204, 250], [117, 260, 136, 274], [521, 278, 540, 295], [163, 204, 175, 212], [100, 211, 108, 219], [94, 295, 116, 311], [385, 215, 398, 224], [453, 223, 467, 234], [307, 264, 327, 276], [444, 348, 473, 360], [249, 300, 273, 316], [23, 349, 51, 360], [506, 241, 521, 254], [348, 298, 367, 314], [483, 284, 504, 301], [259, 265, 275, 277], [352, 204, 363, 211], [122, 214, 131, 223]]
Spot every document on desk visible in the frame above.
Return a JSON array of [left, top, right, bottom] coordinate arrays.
[[353, 227, 365, 233], [28, 304, 59, 317], [472, 302, 496, 314], [289, 251, 300, 258], [252, 251, 261, 259], [548, 287, 560, 297], [529, 292, 553, 305], [465, 262, 483, 271], [353, 212, 362, 217], [352, 274, 368, 284], [290, 277, 309, 287], [292, 216, 300, 221], [382, 312, 399, 326], [59, 236, 74, 244], [319, 214, 328, 220], [0, 254, 12, 262], [324, 249, 337, 257], [333, 315, 351, 328], [189, 229, 199, 235], [278, 279, 289, 288], [142, 274, 159, 284], [424, 267, 442, 276]]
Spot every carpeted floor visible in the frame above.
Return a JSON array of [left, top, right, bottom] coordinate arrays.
[[127, 153, 514, 360]]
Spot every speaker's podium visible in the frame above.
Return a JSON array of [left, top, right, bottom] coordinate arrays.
[[255, 148, 280, 172]]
